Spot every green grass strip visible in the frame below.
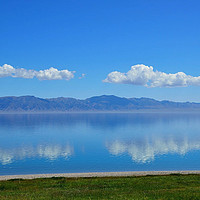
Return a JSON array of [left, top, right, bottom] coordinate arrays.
[[0, 174, 200, 199]]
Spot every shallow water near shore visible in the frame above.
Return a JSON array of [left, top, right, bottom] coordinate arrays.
[[0, 113, 200, 175]]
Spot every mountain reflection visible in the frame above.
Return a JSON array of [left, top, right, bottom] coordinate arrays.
[[0, 144, 73, 165], [1, 113, 200, 174], [106, 136, 200, 163], [1, 113, 200, 130]]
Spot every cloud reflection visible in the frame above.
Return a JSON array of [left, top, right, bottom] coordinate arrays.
[[106, 136, 200, 163], [0, 144, 73, 165]]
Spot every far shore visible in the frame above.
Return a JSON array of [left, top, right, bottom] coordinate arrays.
[[1, 109, 200, 114], [1, 170, 200, 181]]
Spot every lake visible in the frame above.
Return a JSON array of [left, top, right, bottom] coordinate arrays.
[[0, 113, 200, 175]]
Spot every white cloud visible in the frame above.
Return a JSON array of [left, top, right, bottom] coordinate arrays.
[[79, 73, 86, 79], [104, 64, 200, 87], [0, 64, 75, 80]]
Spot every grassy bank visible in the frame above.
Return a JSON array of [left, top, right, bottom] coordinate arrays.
[[0, 174, 200, 199]]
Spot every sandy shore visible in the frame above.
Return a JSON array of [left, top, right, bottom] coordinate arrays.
[[0, 171, 200, 181]]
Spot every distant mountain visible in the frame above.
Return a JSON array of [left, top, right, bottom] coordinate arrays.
[[0, 95, 200, 112]]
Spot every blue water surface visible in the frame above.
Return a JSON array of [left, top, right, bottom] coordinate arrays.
[[0, 113, 200, 175]]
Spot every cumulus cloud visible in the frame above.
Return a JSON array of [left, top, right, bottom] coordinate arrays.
[[79, 73, 86, 79], [0, 64, 75, 80], [104, 64, 200, 87]]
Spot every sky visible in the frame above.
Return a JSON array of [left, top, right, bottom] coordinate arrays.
[[0, 0, 200, 102]]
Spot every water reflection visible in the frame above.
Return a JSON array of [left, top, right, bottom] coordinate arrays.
[[106, 136, 200, 163], [1, 113, 200, 174], [1, 113, 200, 130], [0, 144, 73, 165]]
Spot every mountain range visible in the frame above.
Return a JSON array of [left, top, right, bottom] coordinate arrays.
[[0, 95, 200, 112]]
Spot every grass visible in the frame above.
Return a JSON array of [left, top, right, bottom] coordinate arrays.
[[0, 174, 200, 199]]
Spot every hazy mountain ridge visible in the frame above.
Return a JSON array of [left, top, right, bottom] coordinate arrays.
[[0, 95, 200, 112]]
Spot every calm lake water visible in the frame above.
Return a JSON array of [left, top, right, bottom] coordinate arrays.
[[0, 113, 200, 175]]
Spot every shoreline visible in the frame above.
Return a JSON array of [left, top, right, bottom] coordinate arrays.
[[1, 110, 200, 114], [1, 170, 200, 181]]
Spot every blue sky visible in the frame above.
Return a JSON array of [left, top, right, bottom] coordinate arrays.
[[0, 0, 200, 101]]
